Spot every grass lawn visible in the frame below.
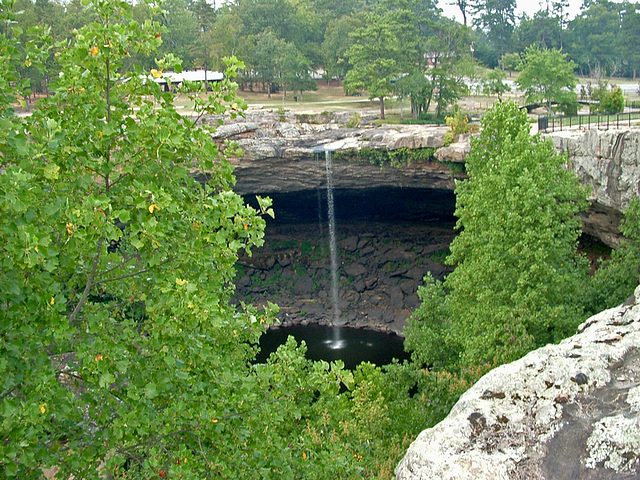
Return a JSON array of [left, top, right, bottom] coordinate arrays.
[[168, 75, 640, 120]]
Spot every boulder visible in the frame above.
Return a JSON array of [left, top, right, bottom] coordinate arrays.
[[396, 286, 640, 480], [292, 274, 314, 296], [344, 262, 368, 278], [434, 137, 472, 163]]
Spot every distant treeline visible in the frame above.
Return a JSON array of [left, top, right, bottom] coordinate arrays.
[[15, 0, 640, 98]]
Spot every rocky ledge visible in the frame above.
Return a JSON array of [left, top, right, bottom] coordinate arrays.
[[211, 112, 640, 247], [396, 286, 640, 480], [207, 110, 455, 162], [204, 113, 462, 195]]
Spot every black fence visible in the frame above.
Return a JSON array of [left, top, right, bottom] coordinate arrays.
[[538, 111, 640, 133]]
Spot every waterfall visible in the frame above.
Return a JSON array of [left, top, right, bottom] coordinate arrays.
[[324, 150, 345, 349]]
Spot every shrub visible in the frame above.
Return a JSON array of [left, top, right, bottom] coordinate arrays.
[[443, 107, 470, 146], [591, 83, 625, 114]]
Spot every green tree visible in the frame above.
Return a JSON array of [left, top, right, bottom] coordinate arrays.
[[344, 5, 415, 119], [483, 68, 510, 100], [516, 45, 578, 114], [396, 13, 470, 120], [449, 0, 475, 27], [279, 42, 317, 100], [472, 0, 516, 64], [513, 10, 562, 52], [565, 0, 624, 78], [0, 1, 373, 477], [249, 29, 288, 97], [423, 19, 472, 118], [322, 16, 362, 84], [157, 0, 200, 67], [406, 101, 589, 370], [591, 83, 625, 113], [207, 9, 245, 70], [622, 6, 640, 79], [500, 51, 520, 74], [191, 0, 216, 71]]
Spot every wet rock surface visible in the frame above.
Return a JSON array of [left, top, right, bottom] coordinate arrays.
[[395, 286, 640, 480], [233, 211, 455, 335], [233, 187, 455, 334]]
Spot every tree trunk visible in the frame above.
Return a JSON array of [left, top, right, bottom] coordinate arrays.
[[379, 96, 385, 120]]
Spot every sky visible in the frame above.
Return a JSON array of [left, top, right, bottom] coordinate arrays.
[[438, 0, 586, 24]]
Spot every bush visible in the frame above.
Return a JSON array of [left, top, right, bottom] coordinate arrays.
[[591, 84, 625, 114], [443, 107, 470, 145]]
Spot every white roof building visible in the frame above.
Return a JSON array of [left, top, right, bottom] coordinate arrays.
[[153, 69, 223, 84]]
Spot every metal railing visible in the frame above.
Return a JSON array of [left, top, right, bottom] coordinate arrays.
[[538, 111, 640, 133]]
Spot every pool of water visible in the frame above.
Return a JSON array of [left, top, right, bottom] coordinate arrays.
[[255, 324, 410, 370]]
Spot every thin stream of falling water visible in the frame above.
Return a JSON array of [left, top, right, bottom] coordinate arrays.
[[316, 166, 325, 250], [325, 150, 344, 348]]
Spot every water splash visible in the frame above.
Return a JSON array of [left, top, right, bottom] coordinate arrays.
[[324, 150, 343, 347]]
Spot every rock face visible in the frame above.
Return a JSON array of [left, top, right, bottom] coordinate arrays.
[[210, 112, 640, 246], [204, 113, 458, 195], [234, 220, 455, 335], [548, 129, 640, 247], [208, 113, 451, 163], [395, 286, 640, 480], [231, 155, 455, 196]]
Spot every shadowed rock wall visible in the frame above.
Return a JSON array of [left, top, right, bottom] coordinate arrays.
[[234, 188, 456, 334], [212, 115, 640, 246]]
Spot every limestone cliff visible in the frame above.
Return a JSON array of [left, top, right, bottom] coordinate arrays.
[[215, 121, 457, 195], [208, 113, 640, 246], [395, 286, 640, 480], [548, 129, 640, 247]]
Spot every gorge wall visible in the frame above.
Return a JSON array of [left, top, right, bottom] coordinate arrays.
[[234, 188, 456, 334], [209, 114, 640, 331], [549, 128, 640, 247], [209, 112, 640, 247]]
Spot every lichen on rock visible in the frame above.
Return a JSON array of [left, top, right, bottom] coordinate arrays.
[[396, 285, 640, 480], [585, 415, 640, 473]]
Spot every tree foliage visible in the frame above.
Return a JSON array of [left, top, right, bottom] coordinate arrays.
[[590, 83, 625, 114], [564, 0, 625, 78], [0, 1, 405, 477], [472, 0, 516, 63], [514, 10, 562, 52], [406, 101, 589, 371], [516, 45, 578, 114], [344, 4, 415, 119], [322, 15, 362, 84], [483, 68, 510, 101]]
